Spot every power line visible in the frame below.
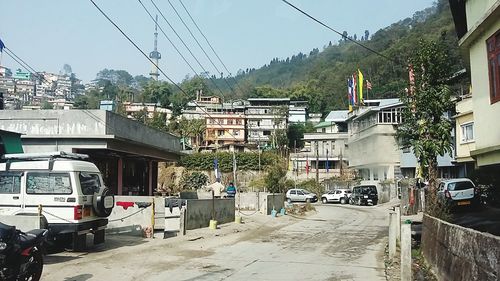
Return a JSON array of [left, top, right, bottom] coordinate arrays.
[[88, 0, 240, 143], [280, 0, 400, 65], [3, 48, 50, 84], [177, 0, 245, 94], [165, 0, 238, 97], [145, 0, 228, 98]]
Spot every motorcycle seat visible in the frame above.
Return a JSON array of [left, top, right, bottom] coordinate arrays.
[[19, 229, 48, 249]]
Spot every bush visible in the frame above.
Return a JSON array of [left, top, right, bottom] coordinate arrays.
[[180, 172, 208, 190], [179, 152, 280, 172]]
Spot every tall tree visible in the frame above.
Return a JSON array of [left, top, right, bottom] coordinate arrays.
[[396, 39, 454, 217]]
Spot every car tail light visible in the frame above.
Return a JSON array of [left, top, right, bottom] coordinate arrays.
[[74, 205, 83, 220], [444, 190, 451, 199]]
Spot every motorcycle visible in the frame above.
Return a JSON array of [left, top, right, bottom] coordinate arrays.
[[0, 222, 48, 281]]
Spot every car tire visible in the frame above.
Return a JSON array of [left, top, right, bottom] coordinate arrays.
[[306, 198, 311, 203], [340, 198, 346, 204], [287, 198, 292, 203], [93, 187, 114, 217], [322, 197, 328, 204]]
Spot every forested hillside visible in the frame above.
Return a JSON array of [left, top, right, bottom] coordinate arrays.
[[209, 0, 464, 115]]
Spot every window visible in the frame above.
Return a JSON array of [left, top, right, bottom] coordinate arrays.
[[290, 190, 296, 195], [79, 172, 101, 195], [0, 173, 21, 194], [263, 131, 271, 136], [27, 172, 72, 194], [233, 130, 240, 136], [487, 30, 500, 103], [217, 130, 225, 136], [227, 119, 233, 125], [373, 168, 379, 181], [461, 122, 474, 143]]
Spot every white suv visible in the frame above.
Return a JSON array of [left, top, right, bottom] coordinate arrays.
[[286, 188, 318, 203], [0, 152, 114, 250], [321, 189, 352, 204]]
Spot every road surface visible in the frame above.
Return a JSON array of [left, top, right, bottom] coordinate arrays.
[[43, 204, 389, 281]]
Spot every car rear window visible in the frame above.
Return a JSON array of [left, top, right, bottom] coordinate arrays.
[[0, 173, 22, 194], [27, 172, 72, 194], [79, 172, 101, 195], [448, 181, 474, 191]]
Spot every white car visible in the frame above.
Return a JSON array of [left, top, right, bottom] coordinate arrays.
[[0, 152, 114, 251], [286, 188, 318, 203], [437, 178, 479, 208], [321, 189, 352, 204]]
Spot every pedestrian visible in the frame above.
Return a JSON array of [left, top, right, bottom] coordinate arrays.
[[226, 182, 237, 198], [210, 182, 224, 198]]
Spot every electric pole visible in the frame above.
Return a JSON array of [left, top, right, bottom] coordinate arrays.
[[316, 141, 319, 183]]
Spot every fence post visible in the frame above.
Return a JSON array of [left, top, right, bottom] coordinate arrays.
[[401, 223, 412, 281], [389, 211, 397, 259], [395, 206, 401, 242], [179, 206, 186, 236]]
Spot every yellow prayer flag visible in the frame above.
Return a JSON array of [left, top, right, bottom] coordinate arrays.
[[358, 69, 364, 104]]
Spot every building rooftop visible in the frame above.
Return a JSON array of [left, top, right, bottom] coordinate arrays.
[[325, 110, 349, 122]]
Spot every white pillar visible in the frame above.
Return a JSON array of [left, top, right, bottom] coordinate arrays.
[[401, 223, 412, 281], [389, 211, 397, 258]]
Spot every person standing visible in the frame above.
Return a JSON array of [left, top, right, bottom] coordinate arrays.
[[226, 182, 237, 198]]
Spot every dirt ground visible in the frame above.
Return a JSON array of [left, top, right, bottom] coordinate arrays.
[[43, 203, 390, 281]]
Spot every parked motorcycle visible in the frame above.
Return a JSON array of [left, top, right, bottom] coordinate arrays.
[[0, 222, 48, 281]]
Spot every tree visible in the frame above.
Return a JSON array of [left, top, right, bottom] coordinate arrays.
[[364, 30, 370, 41], [41, 100, 53, 109], [396, 39, 454, 217], [287, 122, 315, 149], [265, 163, 287, 193]]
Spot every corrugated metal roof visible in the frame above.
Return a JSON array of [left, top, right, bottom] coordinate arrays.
[[324, 110, 349, 122]]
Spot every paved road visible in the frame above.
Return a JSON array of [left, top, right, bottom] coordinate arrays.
[[43, 204, 389, 281]]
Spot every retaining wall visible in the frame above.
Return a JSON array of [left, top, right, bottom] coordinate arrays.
[[422, 214, 500, 281], [185, 199, 235, 230]]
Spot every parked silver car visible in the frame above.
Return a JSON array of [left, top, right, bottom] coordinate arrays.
[[286, 188, 318, 203], [437, 178, 479, 208]]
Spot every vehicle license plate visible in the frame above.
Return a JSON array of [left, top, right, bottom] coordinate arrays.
[[364, 195, 369, 199], [458, 201, 470, 206]]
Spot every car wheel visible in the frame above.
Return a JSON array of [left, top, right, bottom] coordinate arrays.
[[322, 197, 328, 204], [340, 198, 346, 204], [287, 198, 292, 203], [306, 198, 311, 203]]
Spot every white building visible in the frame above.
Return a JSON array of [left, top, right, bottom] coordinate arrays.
[[246, 98, 290, 147]]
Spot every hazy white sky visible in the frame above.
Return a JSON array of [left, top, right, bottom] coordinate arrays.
[[0, 0, 434, 83]]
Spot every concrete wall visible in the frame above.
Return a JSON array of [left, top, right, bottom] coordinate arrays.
[[266, 194, 284, 215], [107, 196, 155, 236], [422, 214, 500, 281], [185, 199, 235, 230]]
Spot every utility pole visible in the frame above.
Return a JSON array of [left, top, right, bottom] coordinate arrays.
[[232, 149, 236, 183], [316, 141, 319, 183]]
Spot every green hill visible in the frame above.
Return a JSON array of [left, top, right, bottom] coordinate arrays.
[[209, 0, 464, 115]]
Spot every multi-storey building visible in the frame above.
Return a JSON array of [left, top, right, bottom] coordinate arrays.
[[450, 0, 500, 172], [124, 102, 172, 122], [246, 98, 290, 147], [204, 110, 246, 147], [289, 111, 349, 181], [288, 101, 308, 123]]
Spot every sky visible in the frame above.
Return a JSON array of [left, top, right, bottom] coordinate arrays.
[[0, 0, 435, 84]]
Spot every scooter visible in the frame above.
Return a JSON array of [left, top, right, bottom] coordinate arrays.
[[0, 222, 48, 281]]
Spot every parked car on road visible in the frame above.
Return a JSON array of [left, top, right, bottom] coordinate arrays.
[[0, 152, 114, 251], [286, 188, 318, 203], [350, 185, 378, 206], [437, 178, 479, 208], [321, 189, 352, 204]]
